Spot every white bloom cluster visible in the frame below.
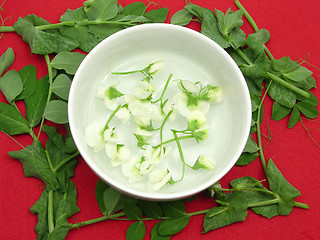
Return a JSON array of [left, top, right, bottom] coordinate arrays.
[[84, 59, 223, 191]]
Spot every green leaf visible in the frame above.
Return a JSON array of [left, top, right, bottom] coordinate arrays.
[[0, 47, 15, 76], [296, 102, 319, 119], [201, 9, 229, 49], [126, 221, 146, 240], [267, 80, 296, 108], [13, 15, 77, 54], [137, 200, 163, 219], [297, 91, 318, 106], [288, 106, 300, 128], [243, 135, 259, 153], [144, 8, 169, 23], [246, 29, 270, 55], [60, 7, 101, 52], [203, 194, 248, 232], [0, 70, 23, 103], [25, 75, 49, 127], [266, 159, 301, 215], [86, 0, 118, 21], [170, 9, 193, 26], [215, 9, 243, 35], [236, 152, 259, 166], [184, 3, 206, 21], [0, 102, 30, 135], [44, 100, 69, 124], [16, 65, 37, 100], [121, 2, 146, 16], [50, 51, 85, 75], [52, 74, 71, 100], [151, 222, 171, 240], [98, 183, 135, 215], [158, 216, 190, 236], [161, 201, 186, 217], [124, 201, 143, 220], [88, 24, 123, 39], [271, 101, 292, 121], [30, 190, 49, 240], [240, 53, 270, 79], [250, 204, 279, 219], [8, 140, 60, 191]]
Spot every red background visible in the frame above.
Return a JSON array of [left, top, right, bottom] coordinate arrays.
[[1, 0, 320, 239]]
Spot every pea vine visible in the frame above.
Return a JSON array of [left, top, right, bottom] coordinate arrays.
[[0, 0, 318, 239]]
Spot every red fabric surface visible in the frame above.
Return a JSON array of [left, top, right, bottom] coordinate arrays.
[[1, 0, 320, 239]]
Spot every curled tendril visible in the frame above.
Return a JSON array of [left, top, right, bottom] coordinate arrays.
[[37, 182, 46, 190]]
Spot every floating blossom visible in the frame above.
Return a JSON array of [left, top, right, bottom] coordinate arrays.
[[115, 105, 131, 124], [177, 79, 199, 94], [84, 121, 106, 153], [105, 143, 131, 166], [186, 110, 207, 131], [207, 86, 224, 103], [144, 145, 169, 165], [122, 156, 152, 183], [133, 79, 156, 100], [192, 155, 216, 170], [149, 169, 172, 191], [96, 83, 124, 110], [134, 127, 153, 145], [103, 127, 120, 143], [144, 59, 164, 76], [173, 92, 209, 116], [125, 94, 153, 127], [162, 100, 176, 121]]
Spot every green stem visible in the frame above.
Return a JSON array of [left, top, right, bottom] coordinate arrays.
[[70, 212, 125, 230], [53, 151, 80, 173], [248, 198, 279, 208], [48, 190, 54, 233], [104, 104, 122, 130], [256, 84, 271, 172], [159, 135, 194, 146], [152, 73, 173, 103], [0, 26, 14, 32], [234, 0, 274, 61], [37, 55, 54, 139], [294, 201, 309, 209], [111, 69, 143, 75], [160, 110, 173, 146], [266, 72, 310, 98], [45, 150, 55, 172], [171, 130, 186, 182], [235, 48, 254, 66]]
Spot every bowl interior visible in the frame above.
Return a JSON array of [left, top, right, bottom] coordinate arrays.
[[68, 23, 251, 201]]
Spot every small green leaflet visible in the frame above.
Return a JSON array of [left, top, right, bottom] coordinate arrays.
[[123, 201, 143, 220], [0, 69, 23, 103], [151, 222, 171, 240], [170, 9, 193, 26], [144, 8, 169, 23], [0, 47, 15, 76], [137, 200, 163, 219], [121, 2, 146, 16], [25, 75, 49, 127], [0, 102, 30, 135], [51, 74, 71, 100], [158, 216, 190, 236], [160, 201, 187, 217], [126, 221, 146, 240], [86, 0, 118, 21], [16, 65, 37, 100], [44, 100, 69, 124], [50, 51, 85, 75]]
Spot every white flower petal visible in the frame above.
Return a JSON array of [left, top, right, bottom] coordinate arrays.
[[96, 86, 107, 99], [105, 142, 117, 160], [115, 107, 131, 124], [177, 79, 199, 94], [149, 169, 172, 191], [104, 98, 118, 110], [146, 59, 164, 76], [85, 122, 105, 153]]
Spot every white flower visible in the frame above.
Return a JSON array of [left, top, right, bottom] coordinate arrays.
[[84, 121, 106, 153], [207, 86, 224, 103], [177, 79, 199, 94], [133, 79, 156, 100], [145, 59, 164, 76], [186, 110, 207, 131], [103, 127, 120, 143], [144, 145, 169, 164], [208, 183, 222, 197], [105, 143, 131, 166], [134, 127, 153, 144], [125, 94, 153, 127], [162, 101, 176, 121], [115, 106, 131, 124], [96, 83, 123, 110], [149, 169, 172, 191], [122, 156, 152, 184], [173, 92, 209, 117], [192, 155, 216, 170]]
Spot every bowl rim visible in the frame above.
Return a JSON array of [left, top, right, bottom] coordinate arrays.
[[68, 23, 252, 201]]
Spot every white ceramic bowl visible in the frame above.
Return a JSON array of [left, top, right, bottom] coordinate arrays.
[[68, 23, 251, 201]]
